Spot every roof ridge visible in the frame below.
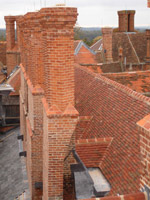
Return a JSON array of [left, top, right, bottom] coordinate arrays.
[[75, 65, 150, 105]]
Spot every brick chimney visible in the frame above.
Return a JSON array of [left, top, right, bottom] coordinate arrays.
[[4, 16, 16, 50], [146, 30, 150, 61], [102, 27, 113, 63], [4, 16, 21, 76], [40, 7, 78, 200], [118, 10, 135, 32], [40, 7, 78, 112], [145, 29, 150, 69]]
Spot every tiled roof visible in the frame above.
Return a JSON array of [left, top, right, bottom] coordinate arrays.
[[102, 70, 150, 94], [76, 138, 112, 168], [128, 33, 146, 63], [74, 41, 97, 64], [75, 65, 150, 195], [74, 40, 96, 56], [112, 32, 146, 64], [81, 192, 147, 200]]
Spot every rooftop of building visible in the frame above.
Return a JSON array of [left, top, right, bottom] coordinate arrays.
[[0, 127, 30, 200], [75, 64, 150, 196]]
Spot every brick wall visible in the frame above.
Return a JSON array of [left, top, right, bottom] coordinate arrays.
[[137, 115, 150, 190], [39, 7, 78, 200], [19, 6, 78, 200], [0, 42, 6, 66], [20, 64, 44, 200]]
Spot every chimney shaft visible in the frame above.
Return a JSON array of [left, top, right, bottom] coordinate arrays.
[[118, 10, 135, 32], [4, 16, 16, 50], [102, 27, 113, 63], [40, 7, 78, 112], [146, 29, 150, 64]]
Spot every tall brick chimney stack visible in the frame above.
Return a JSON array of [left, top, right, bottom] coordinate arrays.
[[40, 6, 77, 112], [146, 29, 150, 68], [118, 10, 135, 32], [40, 6, 78, 200], [4, 16, 21, 76], [102, 27, 113, 63], [4, 16, 16, 50]]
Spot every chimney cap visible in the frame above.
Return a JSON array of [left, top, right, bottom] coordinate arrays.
[[118, 10, 136, 14], [55, 3, 66, 7]]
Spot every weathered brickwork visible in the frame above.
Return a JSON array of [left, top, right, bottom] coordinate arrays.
[[19, 6, 78, 200], [16, 4, 150, 200], [20, 64, 44, 200], [40, 8, 78, 199], [4, 16, 21, 76], [0, 41, 6, 65], [137, 114, 150, 189], [102, 28, 113, 63], [118, 10, 135, 32]]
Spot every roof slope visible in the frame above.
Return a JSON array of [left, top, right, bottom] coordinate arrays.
[[112, 32, 146, 64], [102, 70, 150, 94], [76, 138, 112, 168], [129, 33, 146, 63], [112, 33, 138, 63], [0, 128, 29, 200], [74, 41, 97, 64], [75, 65, 150, 196]]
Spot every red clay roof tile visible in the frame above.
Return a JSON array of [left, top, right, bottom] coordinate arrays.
[[75, 65, 150, 195], [76, 137, 112, 168]]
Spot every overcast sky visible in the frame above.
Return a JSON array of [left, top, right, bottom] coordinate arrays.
[[0, 0, 149, 28]]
